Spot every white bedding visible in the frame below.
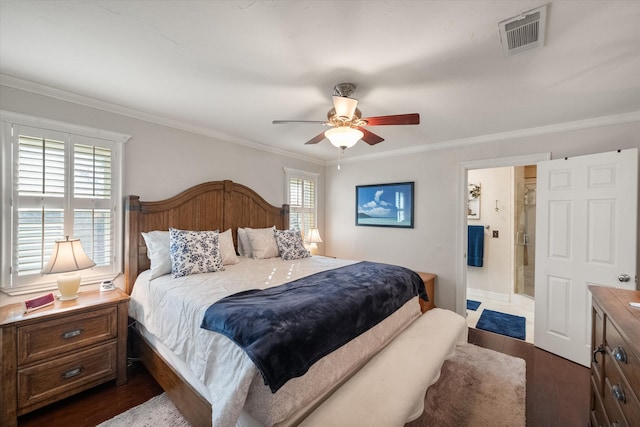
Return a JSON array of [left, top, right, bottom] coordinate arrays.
[[129, 256, 422, 427]]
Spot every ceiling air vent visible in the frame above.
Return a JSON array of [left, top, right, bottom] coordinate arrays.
[[498, 4, 548, 56]]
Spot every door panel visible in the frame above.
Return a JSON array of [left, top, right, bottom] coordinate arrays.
[[535, 148, 637, 366]]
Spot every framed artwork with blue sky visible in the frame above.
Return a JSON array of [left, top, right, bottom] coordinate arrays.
[[355, 182, 414, 228]]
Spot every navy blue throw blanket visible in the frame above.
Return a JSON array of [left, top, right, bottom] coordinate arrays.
[[201, 261, 427, 392]]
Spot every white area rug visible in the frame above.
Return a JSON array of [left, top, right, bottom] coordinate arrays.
[[98, 343, 525, 426], [97, 393, 189, 427]]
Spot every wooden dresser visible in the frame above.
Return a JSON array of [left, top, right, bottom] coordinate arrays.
[[589, 286, 640, 427], [0, 289, 129, 427]]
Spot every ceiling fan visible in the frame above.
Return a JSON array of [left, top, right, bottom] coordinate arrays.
[[273, 83, 420, 150]]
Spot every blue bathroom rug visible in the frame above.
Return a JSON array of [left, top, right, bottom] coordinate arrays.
[[476, 309, 526, 340], [467, 300, 481, 311]]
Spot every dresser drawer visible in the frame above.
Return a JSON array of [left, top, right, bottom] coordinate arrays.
[[591, 375, 609, 427], [602, 353, 640, 427], [606, 317, 640, 402], [17, 340, 117, 412], [18, 307, 117, 365]]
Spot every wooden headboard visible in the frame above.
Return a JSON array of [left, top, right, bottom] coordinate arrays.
[[124, 180, 289, 294]]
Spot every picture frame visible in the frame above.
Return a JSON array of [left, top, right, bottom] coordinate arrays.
[[356, 182, 414, 228], [467, 183, 481, 219]]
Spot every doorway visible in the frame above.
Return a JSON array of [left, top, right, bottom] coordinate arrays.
[[456, 153, 550, 344], [464, 165, 536, 343]]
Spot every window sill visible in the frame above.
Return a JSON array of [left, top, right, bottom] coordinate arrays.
[[1, 273, 119, 297]]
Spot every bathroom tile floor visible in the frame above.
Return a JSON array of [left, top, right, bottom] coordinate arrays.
[[466, 293, 535, 343]]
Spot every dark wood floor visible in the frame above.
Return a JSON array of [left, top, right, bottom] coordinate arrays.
[[467, 328, 591, 427], [18, 328, 590, 427]]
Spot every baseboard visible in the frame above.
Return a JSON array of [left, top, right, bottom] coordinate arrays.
[[467, 288, 510, 303]]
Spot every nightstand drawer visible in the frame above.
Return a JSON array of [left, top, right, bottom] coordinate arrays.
[[17, 341, 117, 412], [18, 307, 117, 365]]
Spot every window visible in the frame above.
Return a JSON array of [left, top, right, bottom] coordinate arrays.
[[1, 112, 130, 294], [284, 168, 318, 239]]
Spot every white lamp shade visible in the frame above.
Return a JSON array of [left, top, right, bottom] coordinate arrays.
[[306, 228, 323, 244], [41, 237, 95, 274], [325, 127, 363, 149], [42, 237, 95, 300], [332, 96, 358, 119]]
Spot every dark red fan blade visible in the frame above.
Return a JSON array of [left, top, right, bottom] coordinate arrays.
[[361, 113, 420, 126], [358, 127, 385, 145], [304, 132, 326, 145]]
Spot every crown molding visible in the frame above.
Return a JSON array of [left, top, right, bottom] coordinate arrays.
[[329, 111, 640, 165], [3, 74, 637, 168], [0, 74, 325, 166]]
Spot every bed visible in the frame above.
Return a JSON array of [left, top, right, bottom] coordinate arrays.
[[124, 180, 467, 427]]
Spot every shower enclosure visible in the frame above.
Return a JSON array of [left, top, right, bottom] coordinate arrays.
[[514, 166, 536, 298]]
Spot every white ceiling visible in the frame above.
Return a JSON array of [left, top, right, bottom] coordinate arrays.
[[1, 1, 639, 162]]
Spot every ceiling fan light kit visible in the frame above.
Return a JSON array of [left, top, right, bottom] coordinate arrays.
[[273, 82, 420, 149], [325, 126, 363, 149]]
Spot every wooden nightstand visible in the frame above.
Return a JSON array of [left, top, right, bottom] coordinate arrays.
[[417, 272, 436, 313], [0, 288, 130, 427]]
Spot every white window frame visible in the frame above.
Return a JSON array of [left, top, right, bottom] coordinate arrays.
[[1, 111, 131, 295], [284, 167, 319, 239]]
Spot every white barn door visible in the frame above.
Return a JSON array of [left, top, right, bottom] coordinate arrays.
[[534, 148, 637, 367]]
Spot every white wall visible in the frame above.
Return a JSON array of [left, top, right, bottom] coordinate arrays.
[[325, 121, 640, 312], [2, 84, 639, 311], [466, 167, 512, 297], [0, 85, 325, 303]]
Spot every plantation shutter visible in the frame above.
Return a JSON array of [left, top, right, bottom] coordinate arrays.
[[16, 132, 68, 277], [288, 174, 316, 237], [6, 122, 122, 290], [73, 141, 113, 266]]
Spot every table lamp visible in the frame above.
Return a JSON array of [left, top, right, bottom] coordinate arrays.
[[306, 228, 323, 255], [41, 237, 95, 300]]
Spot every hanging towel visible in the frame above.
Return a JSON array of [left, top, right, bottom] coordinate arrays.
[[468, 225, 485, 267]]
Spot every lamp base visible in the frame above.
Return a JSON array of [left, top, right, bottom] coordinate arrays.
[[57, 272, 81, 300], [309, 243, 318, 256]]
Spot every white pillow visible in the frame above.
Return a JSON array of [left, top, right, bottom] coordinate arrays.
[[237, 227, 251, 257], [141, 230, 171, 279], [219, 229, 239, 265], [169, 228, 224, 278], [245, 226, 279, 259]]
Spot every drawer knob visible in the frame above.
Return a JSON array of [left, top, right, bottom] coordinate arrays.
[[62, 367, 84, 379], [612, 346, 627, 364], [592, 345, 605, 364], [611, 384, 626, 403], [61, 329, 83, 339]]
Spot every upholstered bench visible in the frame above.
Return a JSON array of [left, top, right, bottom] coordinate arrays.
[[299, 308, 468, 427]]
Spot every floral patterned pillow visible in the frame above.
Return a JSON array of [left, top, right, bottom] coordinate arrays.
[[169, 228, 224, 278], [274, 229, 310, 260]]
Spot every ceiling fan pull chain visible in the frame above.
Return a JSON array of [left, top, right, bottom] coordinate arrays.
[[337, 147, 342, 171]]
